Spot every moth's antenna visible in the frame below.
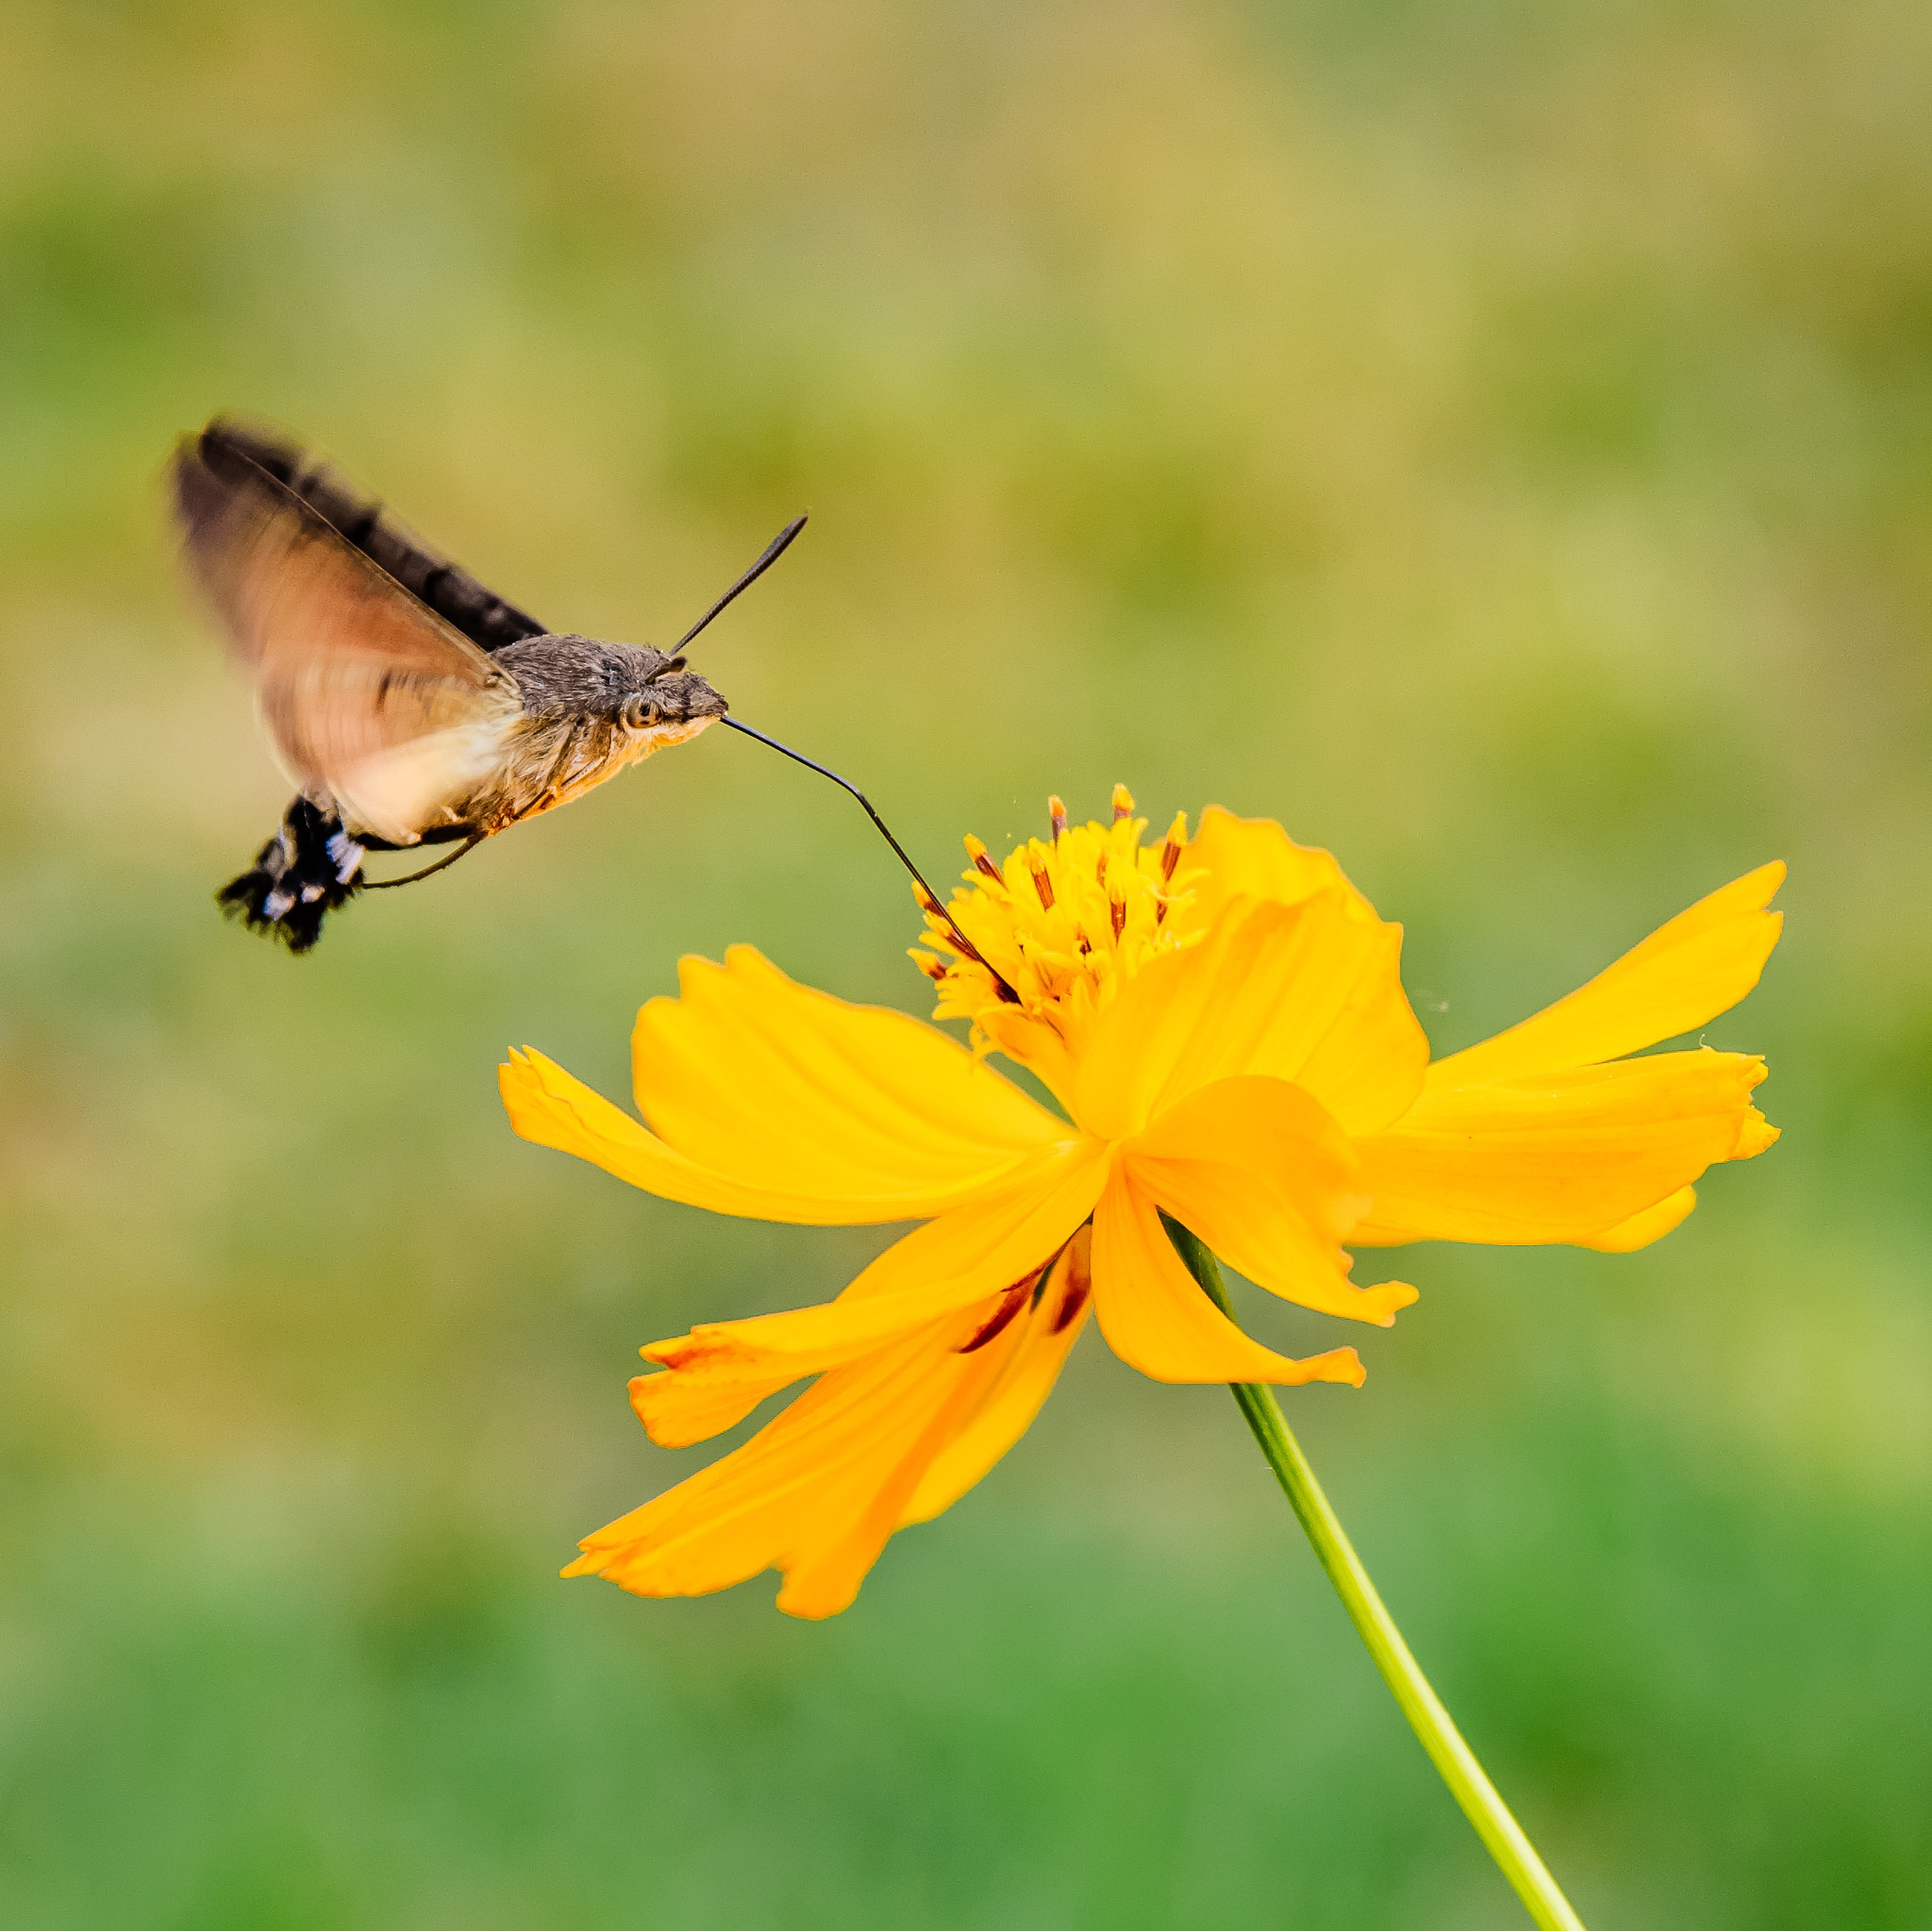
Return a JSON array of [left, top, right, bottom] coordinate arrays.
[[722, 716, 1021, 1004], [674, 514, 808, 654]]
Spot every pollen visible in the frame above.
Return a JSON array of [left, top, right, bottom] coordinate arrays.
[[909, 786, 1198, 1066]]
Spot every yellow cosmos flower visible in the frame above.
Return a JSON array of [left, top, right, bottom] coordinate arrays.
[[501, 790, 1781, 1620]]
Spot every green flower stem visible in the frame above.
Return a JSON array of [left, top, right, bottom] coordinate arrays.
[[1164, 1217, 1587, 1931]]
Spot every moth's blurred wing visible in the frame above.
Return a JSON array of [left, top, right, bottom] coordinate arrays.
[[173, 428, 522, 845], [191, 415, 549, 654], [330, 723, 521, 848]]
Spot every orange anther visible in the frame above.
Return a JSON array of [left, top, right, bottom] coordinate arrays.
[[964, 834, 1003, 882], [1160, 811, 1188, 880]]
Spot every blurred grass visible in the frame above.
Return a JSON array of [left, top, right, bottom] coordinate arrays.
[[3, 0, 1930, 1924]]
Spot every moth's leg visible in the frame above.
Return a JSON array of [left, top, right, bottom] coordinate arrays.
[[363, 830, 487, 888]]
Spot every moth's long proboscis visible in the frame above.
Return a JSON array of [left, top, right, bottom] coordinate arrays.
[[721, 716, 1021, 1003]]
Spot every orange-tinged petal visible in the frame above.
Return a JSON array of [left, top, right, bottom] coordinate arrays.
[[1074, 895, 1429, 1140], [630, 1139, 1108, 1446], [1167, 807, 1372, 931], [629, 1270, 955, 1448], [1579, 1185, 1697, 1253], [1118, 1075, 1415, 1325], [898, 1230, 1095, 1527], [1090, 1171, 1367, 1388], [774, 1392, 998, 1617], [569, 1307, 1024, 1620], [1351, 1049, 1775, 1247], [634, 945, 1067, 1200], [569, 1339, 924, 1594], [1425, 863, 1785, 1092]]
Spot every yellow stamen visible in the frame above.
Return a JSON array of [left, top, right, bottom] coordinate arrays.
[[919, 785, 1206, 1066], [964, 833, 1004, 883], [1160, 811, 1188, 881]]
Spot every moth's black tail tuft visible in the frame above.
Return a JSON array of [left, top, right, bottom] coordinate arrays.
[[218, 796, 364, 953]]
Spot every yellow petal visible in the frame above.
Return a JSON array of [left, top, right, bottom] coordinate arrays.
[[832, 1135, 1108, 1305], [1351, 1049, 1775, 1246], [501, 1012, 1065, 1226], [633, 944, 1069, 1201], [1168, 807, 1374, 930], [1074, 895, 1429, 1140], [1119, 1075, 1416, 1325], [1089, 1171, 1367, 1388], [1579, 1185, 1697, 1253], [1127, 1075, 1368, 1244], [501, 1047, 869, 1222], [1425, 863, 1786, 1092], [568, 1307, 1024, 1620], [898, 1229, 1095, 1526], [630, 1140, 1108, 1446], [972, 1001, 1082, 1114]]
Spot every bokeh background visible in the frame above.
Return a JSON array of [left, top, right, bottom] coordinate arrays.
[[4, 2, 1929, 1925]]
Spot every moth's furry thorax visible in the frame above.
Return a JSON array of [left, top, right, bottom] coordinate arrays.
[[493, 634, 728, 726], [459, 635, 728, 833]]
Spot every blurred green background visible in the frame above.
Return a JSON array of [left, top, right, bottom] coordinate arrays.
[[3, 1, 1929, 1925]]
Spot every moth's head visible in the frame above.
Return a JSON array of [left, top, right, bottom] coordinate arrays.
[[618, 646, 728, 732]]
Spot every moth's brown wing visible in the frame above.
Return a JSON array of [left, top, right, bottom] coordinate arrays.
[[197, 416, 549, 654], [173, 425, 522, 846]]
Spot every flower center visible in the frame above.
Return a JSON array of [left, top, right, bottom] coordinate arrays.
[[913, 785, 1194, 1074]]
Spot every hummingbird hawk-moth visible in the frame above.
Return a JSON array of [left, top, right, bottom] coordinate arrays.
[[172, 415, 1009, 986], [171, 416, 805, 951]]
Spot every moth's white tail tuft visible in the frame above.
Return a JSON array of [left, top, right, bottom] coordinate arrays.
[[217, 798, 363, 953]]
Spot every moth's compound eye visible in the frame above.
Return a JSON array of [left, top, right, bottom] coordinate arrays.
[[622, 693, 658, 730]]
